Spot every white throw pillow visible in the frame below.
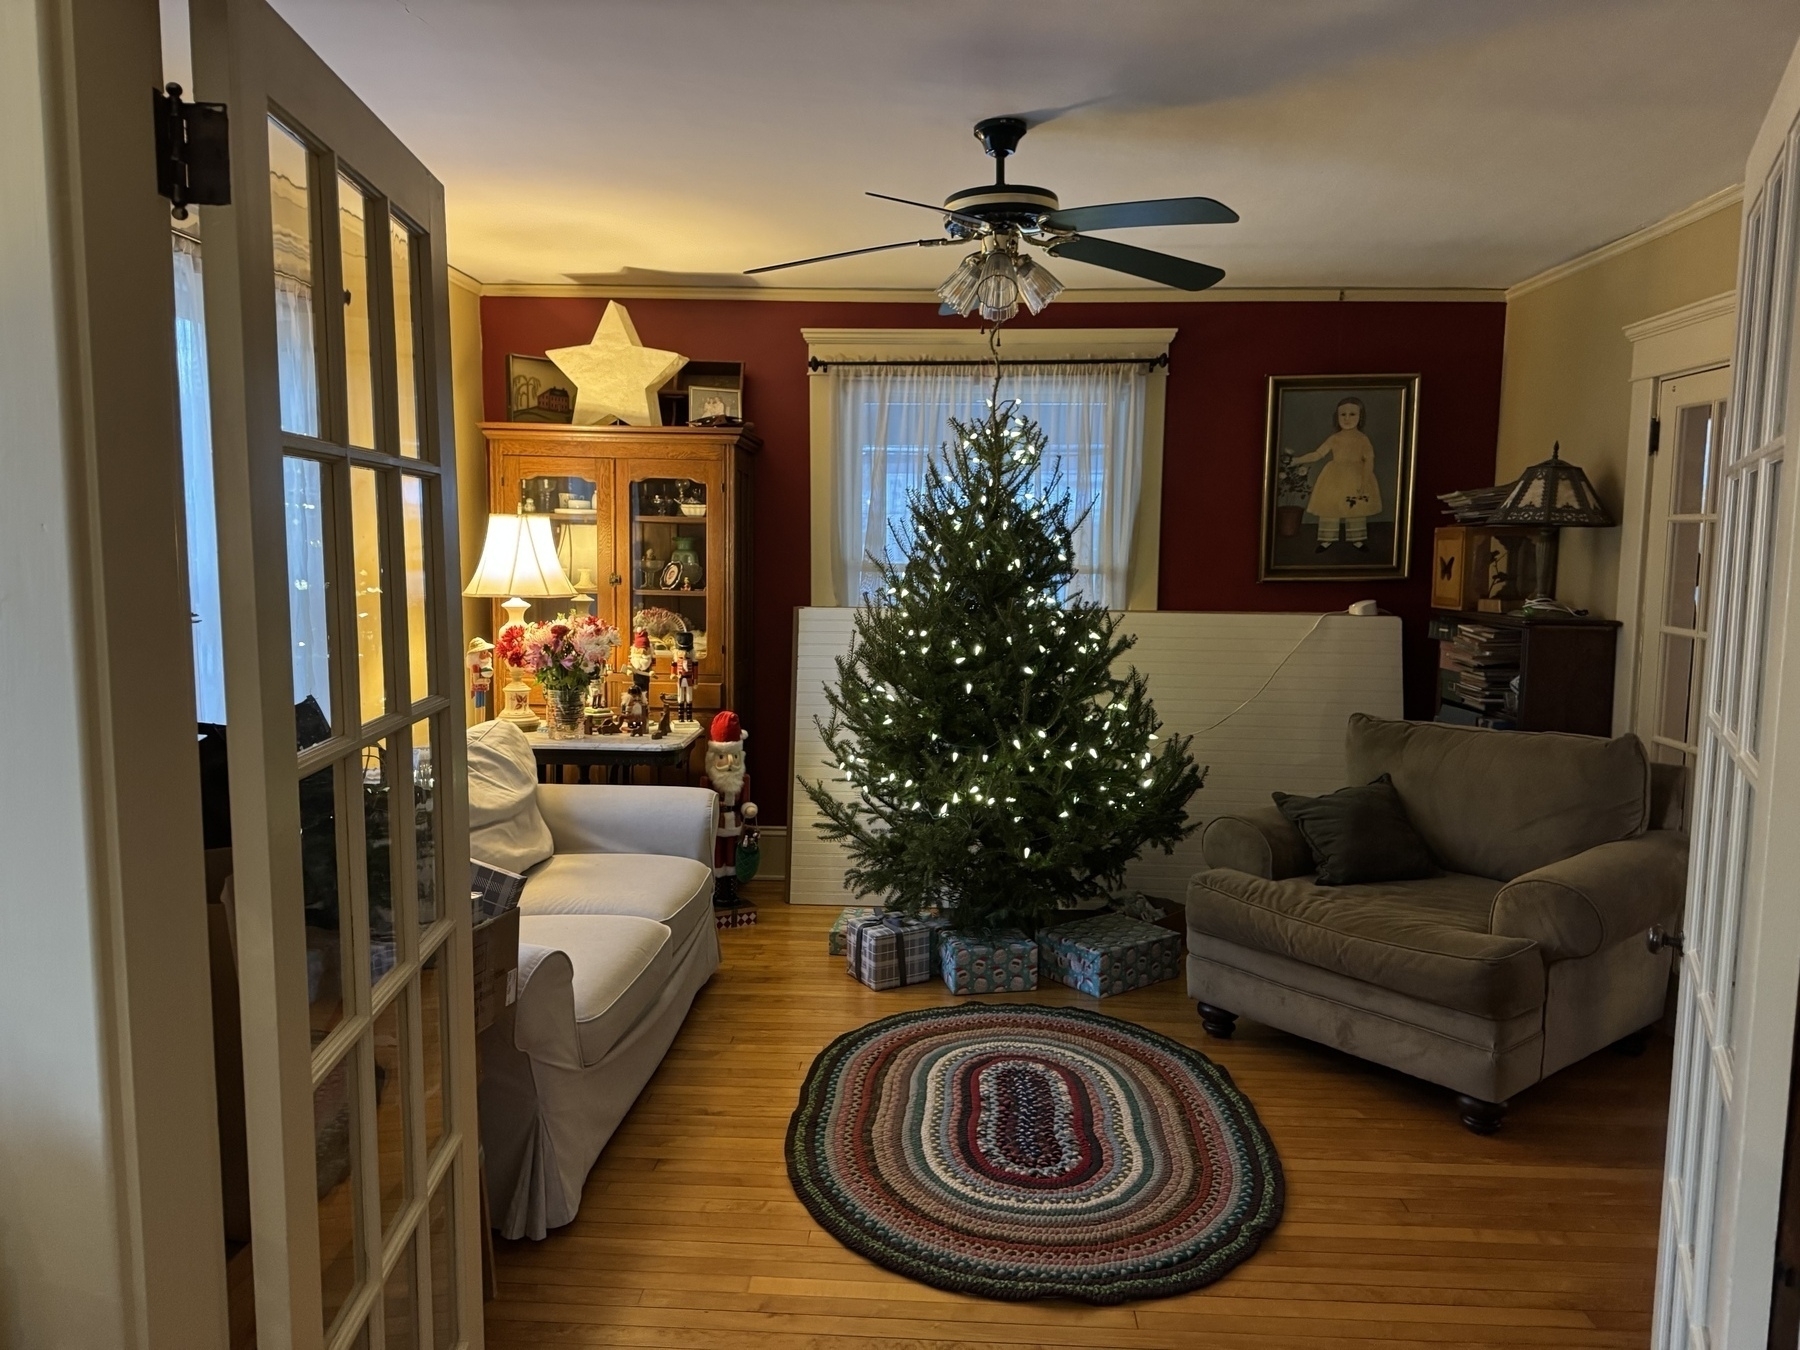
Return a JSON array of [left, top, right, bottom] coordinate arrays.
[[466, 720, 554, 873]]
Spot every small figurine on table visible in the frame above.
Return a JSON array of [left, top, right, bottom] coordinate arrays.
[[671, 629, 698, 724], [705, 710, 755, 909]]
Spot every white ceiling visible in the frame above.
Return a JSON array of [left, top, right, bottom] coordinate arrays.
[[268, 0, 1800, 292]]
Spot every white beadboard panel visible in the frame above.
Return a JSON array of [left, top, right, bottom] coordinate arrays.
[[786, 608, 1403, 905]]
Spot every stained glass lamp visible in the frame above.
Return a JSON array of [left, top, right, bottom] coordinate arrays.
[[1487, 442, 1614, 601], [463, 513, 576, 727]]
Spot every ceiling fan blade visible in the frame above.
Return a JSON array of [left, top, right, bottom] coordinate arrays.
[[865, 191, 990, 231], [1045, 197, 1238, 232], [744, 238, 949, 275], [1045, 235, 1225, 290]]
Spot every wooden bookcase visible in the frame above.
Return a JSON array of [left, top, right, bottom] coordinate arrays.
[[481, 422, 759, 724], [1431, 610, 1620, 737]]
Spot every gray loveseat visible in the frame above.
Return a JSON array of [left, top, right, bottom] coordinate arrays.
[[1185, 713, 1687, 1133]]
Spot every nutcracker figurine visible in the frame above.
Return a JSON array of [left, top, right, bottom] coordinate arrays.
[[671, 629, 697, 724], [704, 710, 754, 907]]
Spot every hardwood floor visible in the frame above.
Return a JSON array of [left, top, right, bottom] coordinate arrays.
[[486, 889, 1672, 1348]]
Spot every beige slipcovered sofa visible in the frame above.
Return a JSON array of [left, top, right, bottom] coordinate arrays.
[[1186, 714, 1687, 1133], [467, 719, 720, 1238]]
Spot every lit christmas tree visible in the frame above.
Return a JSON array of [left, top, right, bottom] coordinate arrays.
[[804, 399, 1203, 937]]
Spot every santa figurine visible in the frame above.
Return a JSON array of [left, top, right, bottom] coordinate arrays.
[[705, 710, 755, 907], [627, 627, 655, 685], [671, 630, 698, 724]]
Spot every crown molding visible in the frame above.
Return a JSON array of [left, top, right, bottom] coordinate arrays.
[[472, 281, 1502, 304], [1505, 185, 1743, 302], [448, 265, 483, 295], [1622, 290, 1737, 344]]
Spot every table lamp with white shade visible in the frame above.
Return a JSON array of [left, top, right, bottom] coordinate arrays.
[[463, 513, 577, 728]]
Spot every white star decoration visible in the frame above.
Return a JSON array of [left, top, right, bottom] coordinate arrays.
[[546, 303, 687, 426]]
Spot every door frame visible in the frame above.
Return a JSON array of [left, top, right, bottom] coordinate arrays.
[[0, 0, 231, 1345], [1616, 291, 1737, 737]]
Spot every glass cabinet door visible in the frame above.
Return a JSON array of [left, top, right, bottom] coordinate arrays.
[[623, 459, 724, 701], [506, 456, 615, 624]]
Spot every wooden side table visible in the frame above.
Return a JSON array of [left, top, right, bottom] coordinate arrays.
[[525, 724, 703, 785]]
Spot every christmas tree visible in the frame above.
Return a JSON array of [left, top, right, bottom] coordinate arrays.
[[804, 398, 1203, 937]]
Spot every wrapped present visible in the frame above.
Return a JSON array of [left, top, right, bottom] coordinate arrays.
[[1039, 913, 1181, 998], [940, 930, 1038, 995], [828, 906, 879, 956], [715, 903, 758, 930], [846, 913, 947, 990]]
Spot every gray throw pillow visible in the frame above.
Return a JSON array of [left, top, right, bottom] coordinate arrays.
[[1272, 774, 1437, 886]]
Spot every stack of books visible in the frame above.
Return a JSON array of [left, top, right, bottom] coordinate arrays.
[[1437, 482, 1517, 522], [1440, 622, 1523, 719]]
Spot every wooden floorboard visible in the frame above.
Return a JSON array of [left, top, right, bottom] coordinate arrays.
[[487, 888, 1670, 1348]]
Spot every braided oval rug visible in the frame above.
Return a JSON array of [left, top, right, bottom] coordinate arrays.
[[785, 1003, 1283, 1303]]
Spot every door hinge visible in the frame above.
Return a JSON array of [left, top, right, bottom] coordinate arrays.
[[153, 83, 230, 220], [1648, 416, 1662, 457]]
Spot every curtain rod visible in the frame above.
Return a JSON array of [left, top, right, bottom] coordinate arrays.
[[806, 354, 1169, 372]]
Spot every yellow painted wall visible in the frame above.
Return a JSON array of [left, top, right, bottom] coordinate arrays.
[[449, 272, 489, 722], [1496, 204, 1741, 616]]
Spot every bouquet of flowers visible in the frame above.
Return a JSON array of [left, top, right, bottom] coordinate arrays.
[[496, 613, 620, 694]]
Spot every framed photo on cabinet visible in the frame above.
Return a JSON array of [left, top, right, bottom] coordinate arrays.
[[1260, 374, 1419, 581]]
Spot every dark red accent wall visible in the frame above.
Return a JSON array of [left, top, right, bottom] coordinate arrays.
[[481, 296, 1506, 825]]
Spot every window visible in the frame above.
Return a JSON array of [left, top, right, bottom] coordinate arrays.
[[809, 329, 1173, 612], [173, 228, 226, 722]]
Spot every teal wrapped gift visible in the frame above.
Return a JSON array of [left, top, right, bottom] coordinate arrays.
[[828, 907, 878, 956], [1039, 913, 1181, 997], [940, 930, 1038, 995]]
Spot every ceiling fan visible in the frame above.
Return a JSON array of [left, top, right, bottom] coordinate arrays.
[[746, 116, 1238, 321]]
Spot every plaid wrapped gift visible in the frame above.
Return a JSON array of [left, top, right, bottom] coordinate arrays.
[[828, 906, 879, 956], [1039, 913, 1181, 998], [846, 914, 948, 991], [940, 930, 1038, 995]]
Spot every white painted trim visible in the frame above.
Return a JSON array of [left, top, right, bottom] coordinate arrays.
[[803, 326, 1179, 359], [1, 1, 230, 1345], [804, 329, 1175, 609], [476, 282, 1503, 304], [1506, 186, 1744, 301], [1613, 294, 1736, 738], [448, 265, 483, 295], [1624, 291, 1739, 351]]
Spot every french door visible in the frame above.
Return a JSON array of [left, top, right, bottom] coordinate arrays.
[[191, 1, 482, 1346], [1634, 365, 1731, 791], [1653, 45, 1800, 1349]]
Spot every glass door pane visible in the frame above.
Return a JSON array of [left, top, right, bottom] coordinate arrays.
[[269, 118, 320, 438], [626, 461, 723, 713], [338, 175, 377, 450]]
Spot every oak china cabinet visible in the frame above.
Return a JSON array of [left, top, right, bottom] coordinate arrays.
[[481, 422, 758, 724]]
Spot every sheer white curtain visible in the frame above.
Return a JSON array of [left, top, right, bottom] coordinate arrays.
[[834, 362, 1146, 607], [172, 233, 226, 722]]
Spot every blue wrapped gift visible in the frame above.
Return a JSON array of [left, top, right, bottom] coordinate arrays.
[[1039, 912, 1181, 997], [940, 930, 1038, 995]]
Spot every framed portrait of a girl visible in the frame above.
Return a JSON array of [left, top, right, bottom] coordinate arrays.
[[1260, 374, 1420, 581]]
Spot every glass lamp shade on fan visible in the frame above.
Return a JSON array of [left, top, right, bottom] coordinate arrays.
[[936, 244, 1064, 322], [1486, 442, 1614, 602], [462, 512, 577, 729]]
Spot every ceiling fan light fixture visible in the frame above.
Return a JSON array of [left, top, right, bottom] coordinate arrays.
[[935, 251, 984, 316], [976, 247, 1022, 323], [1014, 253, 1064, 315]]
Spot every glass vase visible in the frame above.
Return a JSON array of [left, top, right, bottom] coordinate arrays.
[[544, 686, 585, 740]]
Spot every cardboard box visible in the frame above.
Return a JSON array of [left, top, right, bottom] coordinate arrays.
[[1039, 913, 1181, 998], [940, 930, 1038, 995], [471, 904, 520, 1035]]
